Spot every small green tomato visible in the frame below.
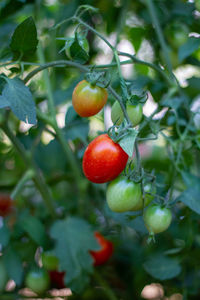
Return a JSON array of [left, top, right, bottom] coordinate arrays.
[[144, 205, 172, 234], [111, 101, 143, 127]]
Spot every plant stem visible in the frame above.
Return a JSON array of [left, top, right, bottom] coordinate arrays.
[[36, 43, 84, 213], [113, 50, 132, 125], [11, 169, 35, 200], [37, 43, 57, 118], [93, 270, 118, 300], [1, 123, 56, 217], [75, 17, 114, 50], [135, 140, 145, 211], [145, 0, 174, 81], [118, 51, 173, 85]]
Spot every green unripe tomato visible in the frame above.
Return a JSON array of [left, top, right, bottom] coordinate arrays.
[[41, 252, 59, 271], [111, 101, 143, 127], [25, 269, 50, 295], [143, 205, 172, 234], [106, 177, 142, 212], [0, 260, 8, 292], [165, 23, 189, 49]]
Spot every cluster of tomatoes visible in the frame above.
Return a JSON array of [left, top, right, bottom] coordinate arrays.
[[25, 231, 113, 295], [73, 80, 172, 236]]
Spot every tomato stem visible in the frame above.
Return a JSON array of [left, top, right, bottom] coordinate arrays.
[[93, 270, 118, 300], [11, 169, 35, 200], [1, 123, 56, 218]]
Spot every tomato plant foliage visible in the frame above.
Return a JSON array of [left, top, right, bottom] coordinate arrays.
[[0, 0, 200, 299]]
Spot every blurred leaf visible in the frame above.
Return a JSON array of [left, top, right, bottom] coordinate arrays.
[[0, 77, 36, 124], [10, 16, 38, 57], [50, 217, 99, 292], [0, 223, 10, 247], [177, 173, 200, 214], [3, 246, 23, 285], [64, 106, 89, 142], [127, 27, 145, 53], [161, 96, 184, 109], [143, 254, 181, 280], [187, 77, 200, 92], [34, 139, 68, 174], [178, 37, 200, 62], [119, 128, 138, 157], [19, 214, 47, 247], [104, 203, 147, 235]]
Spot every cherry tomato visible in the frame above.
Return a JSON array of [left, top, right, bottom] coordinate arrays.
[[143, 205, 172, 234], [90, 232, 113, 266], [165, 23, 189, 48], [49, 270, 65, 289], [106, 177, 142, 212], [111, 101, 143, 127], [82, 134, 128, 183], [72, 80, 108, 117], [41, 252, 59, 271], [0, 194, 13, 217], [0, 260, 8, 292], [25, 268, 50, 295]]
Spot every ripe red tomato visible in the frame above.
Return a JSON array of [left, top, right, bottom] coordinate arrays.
[[49, 270, 65, 289], [82, 134, 129, 183], [72, 80, 108, 117], [90, 232, 113, 266], [0, 194, 13, 217]]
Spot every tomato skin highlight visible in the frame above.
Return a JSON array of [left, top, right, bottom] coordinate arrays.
[[90, 232, 113, 266], [82, 134, 129, 183], [0, 194, 13, 217], [144, 205, 172, 234], [106, 177, 142, 212], [72, 80, 108, 117]]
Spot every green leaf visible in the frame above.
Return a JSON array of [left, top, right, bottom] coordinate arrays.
[[10, 17, 38, 57], [19, 214, 47, 247], [0, 223, 10, 247], [50, 217, 99, 292], [176, 173, 200, 214], [118, 128, 138, 157], [143, 254, 181, 280], [69, 36, 89, 64], [3, 246, 23, 285], [178, 37, 200, 62], [0, 77, 36, 124], [127, 27, 145, 53], [64, 106, 89, 142]]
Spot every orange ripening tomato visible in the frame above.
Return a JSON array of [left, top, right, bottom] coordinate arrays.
[[90, 232, 113, 266], [72, 80, 108, 117], [0, 194, 13, 217], [82, 134, 128, 183]]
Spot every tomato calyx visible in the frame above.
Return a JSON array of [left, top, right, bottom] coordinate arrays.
[[85, 70, 111, 88]]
